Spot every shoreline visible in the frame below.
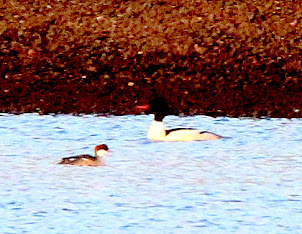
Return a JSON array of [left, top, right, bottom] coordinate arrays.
[[1, 0, 301, 118]]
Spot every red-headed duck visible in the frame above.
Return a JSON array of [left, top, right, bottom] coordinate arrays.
[[58, 144, 109, 166]]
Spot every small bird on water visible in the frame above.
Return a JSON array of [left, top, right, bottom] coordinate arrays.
[[58, 144, 109, 166]]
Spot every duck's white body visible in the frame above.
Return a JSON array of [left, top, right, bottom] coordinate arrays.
[[137, 97, 222, 141], [147, 119, 221, 141]]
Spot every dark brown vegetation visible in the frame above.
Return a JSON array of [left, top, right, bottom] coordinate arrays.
[[0, 0, 301, 117]]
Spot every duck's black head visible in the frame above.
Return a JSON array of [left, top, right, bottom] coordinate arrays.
[[136, 96, 170, 121], [149, 96, 169, 121]]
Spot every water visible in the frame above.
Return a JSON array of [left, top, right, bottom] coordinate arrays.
[[0, 114, 301, 233]]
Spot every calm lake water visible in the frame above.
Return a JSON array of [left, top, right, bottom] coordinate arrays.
[[0, 114, 301, 233]]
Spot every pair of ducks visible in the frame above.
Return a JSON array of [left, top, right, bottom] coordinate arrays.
[[59, 97, 222, 166]]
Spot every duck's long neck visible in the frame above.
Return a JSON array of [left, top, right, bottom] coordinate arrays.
[[147, 119, 166, 140]]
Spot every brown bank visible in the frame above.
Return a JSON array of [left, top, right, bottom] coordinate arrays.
[[1, 0, 301, 118]]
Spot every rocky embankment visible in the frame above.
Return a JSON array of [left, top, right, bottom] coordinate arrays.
[[1, 0, 301, 117]]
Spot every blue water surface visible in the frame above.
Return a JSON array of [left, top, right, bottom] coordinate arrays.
[[0, 114, 301, 233]]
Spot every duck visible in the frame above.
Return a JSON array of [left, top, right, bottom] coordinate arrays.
[[137, 97, 222, 141], [58, 144, 109, 166]]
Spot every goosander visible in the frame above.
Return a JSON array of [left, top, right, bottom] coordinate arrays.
[[137, 97, 222, 141], [58, 144, 109, 166]]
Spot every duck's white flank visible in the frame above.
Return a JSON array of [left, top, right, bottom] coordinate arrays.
[[147, 119, 221, 141]]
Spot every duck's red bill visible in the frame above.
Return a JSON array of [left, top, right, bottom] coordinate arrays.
[[136, 104, 150, 111]]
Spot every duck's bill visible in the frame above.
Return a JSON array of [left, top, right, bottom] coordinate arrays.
[[136, 105, 150, 111]]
